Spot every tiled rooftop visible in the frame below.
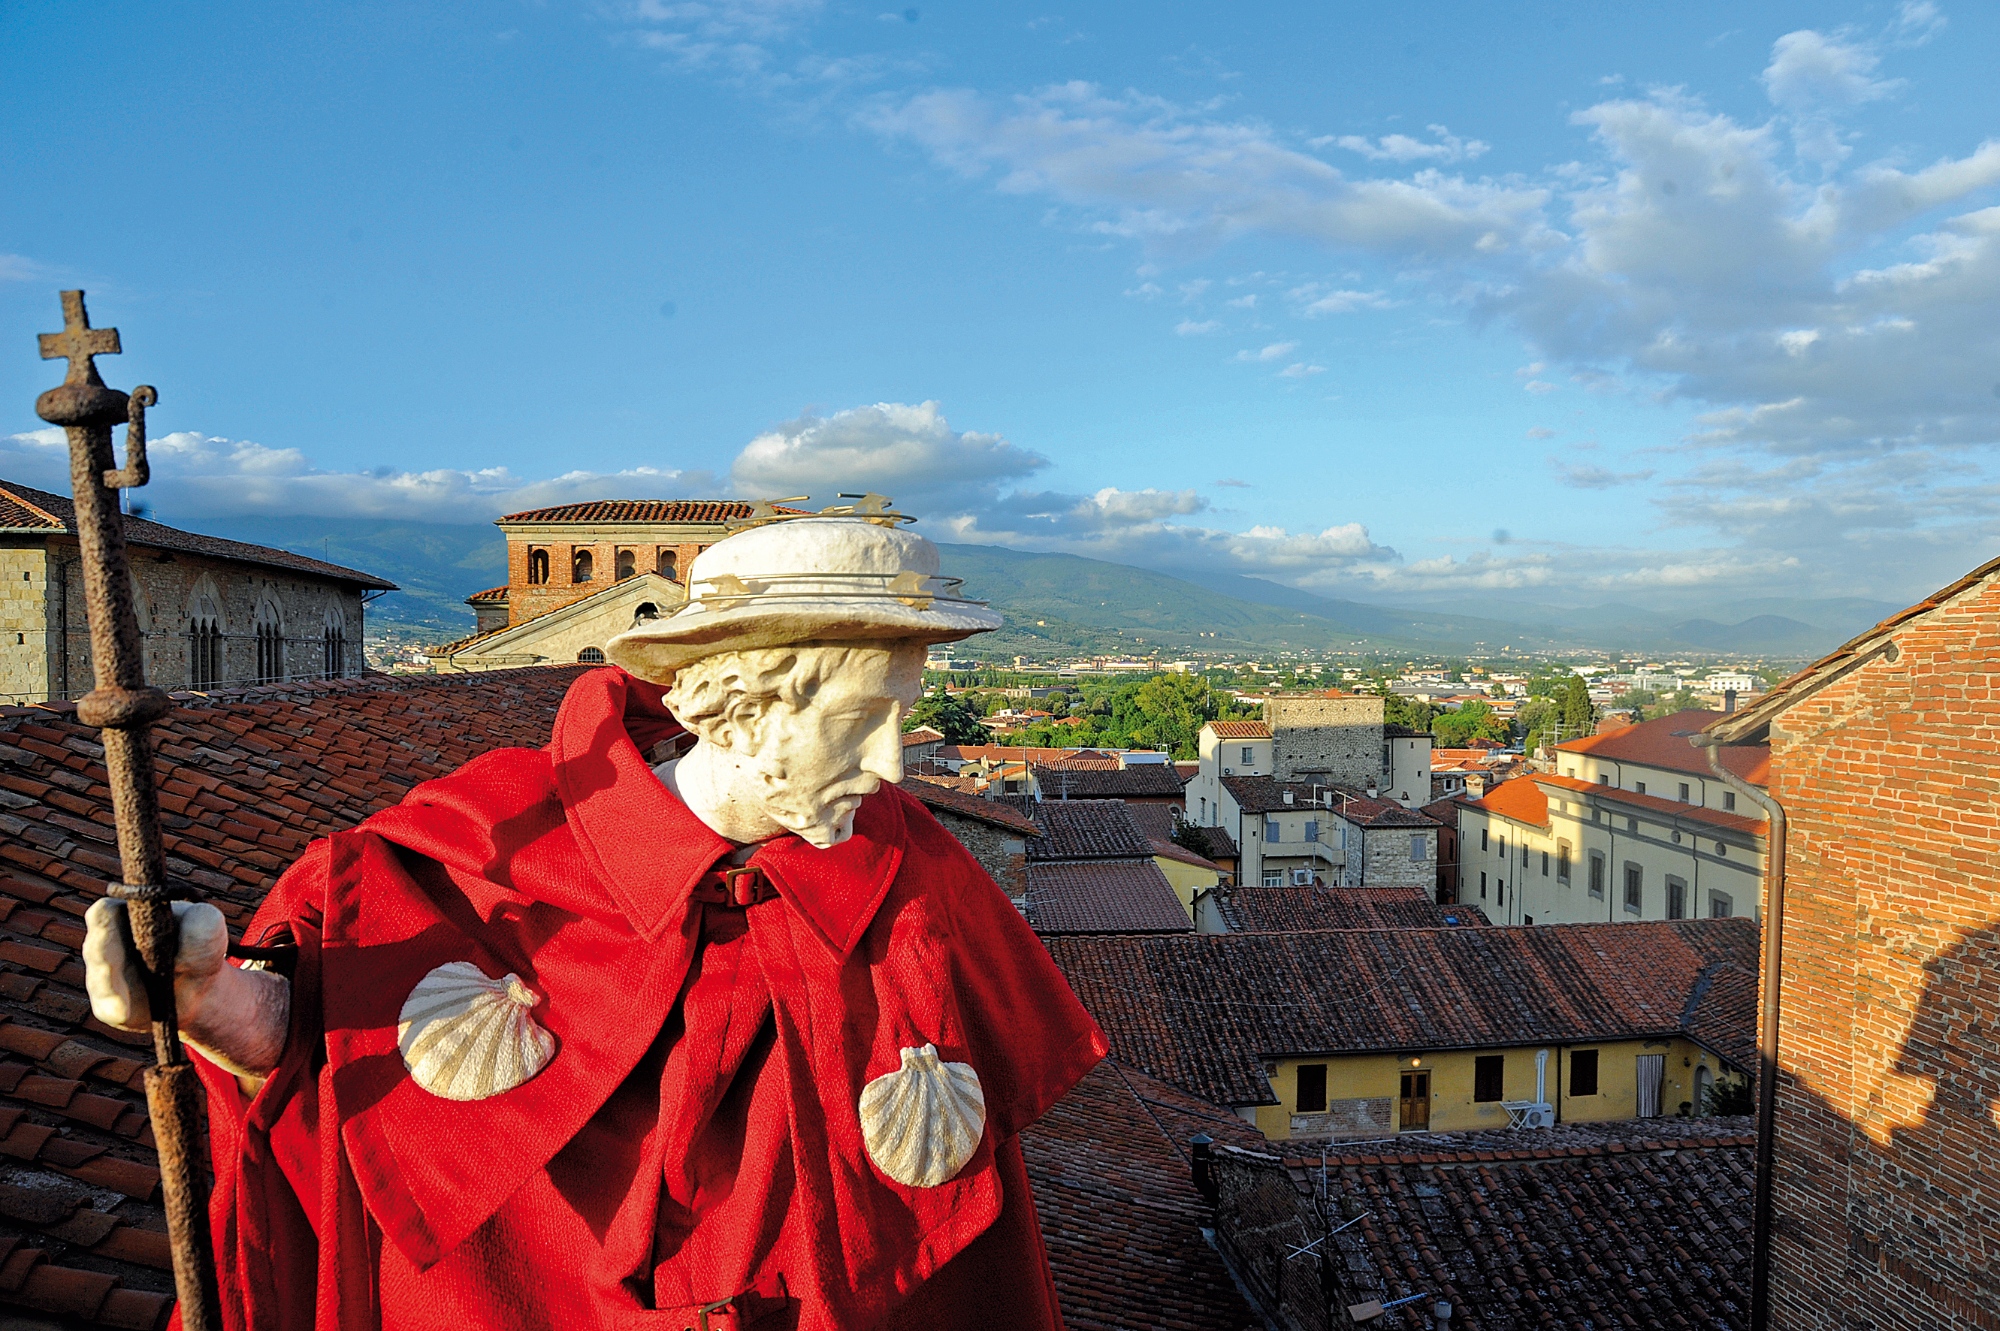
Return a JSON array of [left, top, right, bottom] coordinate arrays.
[[1047, 919, 1759, 1107], [1028, 800, 1156, 862], [1174, 823, 1238, 863], [0, 481, 396, 591], [0, 667, 592, 1326], [898, 776, 1040, 835], [939, 745, 1118, 767], [1019, 1061, 1259, 1330], [899, 726, 944, 748], [1122, 806, 1221, 873], [495, 499, 804, 525], [1554, 709, 1770, 786], [1204, 721, 1271, 739], [1022, 861, 1193, 936], [1534, 772, 1769, 837], [1212, 1117, 1755, 1329], [465, 585, 509, 604], [1215, 885, 1488, 933], [1029, 764, 1186, 799], [1221, 775, 1437, 828]]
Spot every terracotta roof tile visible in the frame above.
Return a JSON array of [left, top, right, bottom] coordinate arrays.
[[1212, 1118, 1754, 1328], [1221, 775, 1436, 827], [1174, 823, 1238, 863], [1027, 801, 1154, 861], [1216, 886, 1488, 933], [897, 777, 1039, 835], [1048, 918, 1759, 1107], [1205, 721, 1271, 739], [1029, 764, 1186, 798], [496, 499, 805, 524], [1018, 1061, 1260, 1331], [1465, 775, 1550, 827], [464, 585, 509, 604], [1022, 861, 1193, 935], [1554, 709, 1769, 785], [1534, 772, 1769, 837], [0, 481, 396, 590], [0, 665, 592, 1327]]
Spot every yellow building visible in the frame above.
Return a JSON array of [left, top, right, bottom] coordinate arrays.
[[1457, 710, 1768, 926], [1048, 916, 1756, 1144]]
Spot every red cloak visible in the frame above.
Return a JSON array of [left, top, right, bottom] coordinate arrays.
[[190, 668, 1106, 1330]]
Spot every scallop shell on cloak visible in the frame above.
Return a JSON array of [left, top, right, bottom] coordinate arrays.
[[398, 961, 557, 1101], [858, 1044, 987, 1188]]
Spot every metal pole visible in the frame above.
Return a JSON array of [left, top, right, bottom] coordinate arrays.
[[1695, 733, 1785, 1331], [35, 291, 221, 1331]]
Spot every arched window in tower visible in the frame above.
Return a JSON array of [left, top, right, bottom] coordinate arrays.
[[254, 600, 285, 684], [577, 647, 605, 664], [323, 610, 347, 680], [572, 549, 594, 583], [615, 549, 636, 580], [657, 549, 678, 581], [527, 548, 550, 585], [187, 588, 223, 690]]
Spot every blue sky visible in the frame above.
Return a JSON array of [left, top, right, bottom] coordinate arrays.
[[5, 1, 2000, 611]]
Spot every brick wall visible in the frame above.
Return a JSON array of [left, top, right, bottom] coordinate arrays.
[[1265, 695, 1385, 785], [1763, 572, 2000, 1329]]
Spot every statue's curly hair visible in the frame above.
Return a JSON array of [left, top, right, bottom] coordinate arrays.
[[664, 644, 868, 747]]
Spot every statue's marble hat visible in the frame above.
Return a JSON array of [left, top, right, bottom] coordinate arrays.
[[606, 513, 1000, 683]]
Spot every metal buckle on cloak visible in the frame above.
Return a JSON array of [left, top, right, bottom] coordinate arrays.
[[689, 865, 777, 909]]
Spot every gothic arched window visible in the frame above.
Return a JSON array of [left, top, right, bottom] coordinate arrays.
[[187, 587, 223, 690], [527, 548, 550, 585], [323, 610, 347, 680], [254, 600, 284, 684], [657, 549, 678, 581], [615, 549, 636, 580], [572, 549, 594, 583], [577, 647, 606, 664]]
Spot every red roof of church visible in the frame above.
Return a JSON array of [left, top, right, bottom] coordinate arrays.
[[497, 500, 808, 525]]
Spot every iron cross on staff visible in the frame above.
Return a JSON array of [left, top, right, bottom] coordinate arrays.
[[36, 291, 222, 1331]]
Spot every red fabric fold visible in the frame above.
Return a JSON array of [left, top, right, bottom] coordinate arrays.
[[189, 667, 1106, 1330]]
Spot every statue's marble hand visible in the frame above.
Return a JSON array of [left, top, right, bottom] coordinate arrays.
[[84, 899, 291, 1089]]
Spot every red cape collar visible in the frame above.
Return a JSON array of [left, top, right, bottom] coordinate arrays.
[[551, 668, 905, 958]]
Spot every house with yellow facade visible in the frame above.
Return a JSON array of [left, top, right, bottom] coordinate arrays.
[[1457, 710, 1768, 926], [1047, 917, 1756, 1143]]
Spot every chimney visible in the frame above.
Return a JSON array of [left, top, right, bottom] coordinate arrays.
[[1283, 790, 1295, 806], [1189, 1134, 1217, 1209], [1723, 688, 1738, 714]]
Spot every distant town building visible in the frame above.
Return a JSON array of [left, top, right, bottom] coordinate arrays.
[[1456, 710, 1768, 926], [434, 499, 802, 673], [1707, 553, 2000, 1331], [1, 480, 392, 703]]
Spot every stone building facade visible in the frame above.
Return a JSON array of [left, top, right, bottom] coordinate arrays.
[[1, 481, 392, 704], [1707, 554, 2000, 1331], [1264, 693, 1385, 785]]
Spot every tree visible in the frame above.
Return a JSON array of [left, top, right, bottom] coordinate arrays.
[[1432, 701, 1511, 748], [904, 688, 986, 745], [1125, 672, 1223, 759], [1383, 694, 1436, 731], [1559, 675, 1595, 742], [1518, 697, 1559, 756]]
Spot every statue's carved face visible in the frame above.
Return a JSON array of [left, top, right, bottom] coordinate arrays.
[[666, 642, 927, 847]]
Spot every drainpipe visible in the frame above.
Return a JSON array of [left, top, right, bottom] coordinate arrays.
[[1691, 733, 1784, 1331]]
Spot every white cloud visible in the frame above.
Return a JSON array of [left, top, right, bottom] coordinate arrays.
[[1553, 458, 1656, 489], [0, 426, 707, 521], [1522, 379, 1556, 394], [1325, 124, 1490, 164], [728, 400, 1048, 518], [1278, 362, 1325, 379], [1233, 340, 1297, 362], [1763, 29, 1899, 112], [1291, 285, 1391, 316], [1174, 318, 1220, 335], [1, 254, 50, 284], [858, 83, 1552, 262]]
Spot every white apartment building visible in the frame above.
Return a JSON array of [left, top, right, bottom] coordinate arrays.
[[1456, 710, 1766, 926], [1187, 712, 1438, 890]]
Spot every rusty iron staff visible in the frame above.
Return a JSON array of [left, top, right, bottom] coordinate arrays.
[[36, 291, 221, 1331]]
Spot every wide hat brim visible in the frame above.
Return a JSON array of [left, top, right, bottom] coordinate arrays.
[[606, 593, 1000, 683]]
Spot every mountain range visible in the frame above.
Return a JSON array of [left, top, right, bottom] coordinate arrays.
[[197, 515, 1888, 660]]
